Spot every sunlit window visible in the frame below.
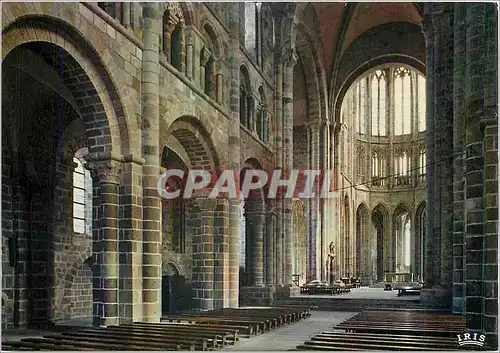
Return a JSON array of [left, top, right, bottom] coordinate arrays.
[[371, 70, 386, 136], [73, 148, 92, 235], [394, 67, 412, 136]]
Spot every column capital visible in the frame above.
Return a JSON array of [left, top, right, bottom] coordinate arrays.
[[84, 155, 122, 185], [200, 47, 212, 67]]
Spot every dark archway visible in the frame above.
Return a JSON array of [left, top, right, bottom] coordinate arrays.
[[161, 262, 182, 314], [239, 158, 266, 289], [2, 39, 120, 327], [372, 204, 389, 281], [393, 203, 412, 276], [356, 203, 370, 283], [415, 201, 427, 281]]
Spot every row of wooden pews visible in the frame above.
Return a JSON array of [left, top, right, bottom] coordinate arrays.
[[161, 306, 314, 337], [295, 309, 466, 351], [2, 306, 314, 351]]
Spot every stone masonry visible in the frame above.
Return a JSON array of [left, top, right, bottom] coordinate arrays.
[[1, 2, 497, 348]]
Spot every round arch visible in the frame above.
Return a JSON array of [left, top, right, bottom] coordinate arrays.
[[2, 15, 132, 154], [334, 56, 425, 126], [162, 116, 222, 177]]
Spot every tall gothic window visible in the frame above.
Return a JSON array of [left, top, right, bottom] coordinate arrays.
[[73, 148, 92, 235], [371, 151, 384, 186], [394, 67, 412, 135], [357, 79, 367, 135], [419, 149, 426, 184], [418, 75, 426, 132], [245, 2, 261, 62], [371, 70, 386, 136]]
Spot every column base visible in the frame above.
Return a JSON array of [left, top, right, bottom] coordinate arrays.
[[239, 285, 275, 306], [275, 285, 300, 299], [420, 285, 453, 309]]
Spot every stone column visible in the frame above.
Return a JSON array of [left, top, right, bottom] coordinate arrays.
[[179, 24, 186, 74], [193, 197, 216, 310], [186, 40, 194, 80], [274, 54, 284, 286], [464, 3, 498, 346], [452, 2, 467, 314], [227, 2, 241, 307], [163, 21, 175, 57], [118, 154, 144, 324], [282, 48, 297, 286], [481, 4, 498, 346], [421, 11, 437, 287], [309, 121, 320, 280], [200, 48, 211, 92], [85, 156, 122, 327], [263, 107, 269, 144], [141, 2, 162, 322], [249, 211, 265, 286], [216, 73, 223, 104], [122, 2, 131, 28], [421, 4, 455, 306], [265, 209, 276, 286]]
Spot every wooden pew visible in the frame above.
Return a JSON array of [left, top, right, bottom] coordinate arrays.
[[161, 315, 263, 335], [131, 322, 240, 343], [57, 331, 197, 350], [2, 340, 92, 351], [95, 325, 222, 349], [22, 337, 156, 351]]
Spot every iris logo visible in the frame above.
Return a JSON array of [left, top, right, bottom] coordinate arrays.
[[457, 332, 486, 348]]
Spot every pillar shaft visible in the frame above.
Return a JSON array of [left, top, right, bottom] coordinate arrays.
[[227, 2, 241, 307], [274, 58, 283, 286], [85, 157, 122, 326], [265, 211, 276, 286], [249, 212, 265, 286], [282, 49, 297, 286], [141, 3, 162, 322]]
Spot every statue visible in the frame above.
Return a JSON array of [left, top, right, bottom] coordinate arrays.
[[326, 242, 336, 284]]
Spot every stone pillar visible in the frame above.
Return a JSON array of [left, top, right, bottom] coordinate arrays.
[[452, 2, 467, 314], [192, 197, 216, 310], [308, 122, 320, 280], [122, 2, 131, 28], [263, 108, 269, 144], [481, 4, 498, 347], [179, 24, 186, 74], [421, 10, 437, 287], [227, 2, 241, 307], [463, 3, 498, 347], [200, 49, 210, 92], [249, 211, 265, 286], [141, 2, 162, 322], [85, 156, 122, 327], [274, 55, 284, 286], [118, 154, 144, 323], [216, 73, 223, 104], [186, 40, 194, 80], [420, 4, 454, 307], [163, 21, 175, 57], [282, 48, 297, 286], [265, 209, 276, 286]]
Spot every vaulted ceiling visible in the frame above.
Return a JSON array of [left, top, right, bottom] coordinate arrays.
[[295, 2, 423, 82]]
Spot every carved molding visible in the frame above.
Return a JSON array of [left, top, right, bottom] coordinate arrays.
[[84, 158, 122, 185], [166, 2, 183, 23]]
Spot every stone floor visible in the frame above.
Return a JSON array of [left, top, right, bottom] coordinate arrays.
[[223, 311, 358, 351]]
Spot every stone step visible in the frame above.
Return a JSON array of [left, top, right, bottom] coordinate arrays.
[[273, 298, 449, 312]]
